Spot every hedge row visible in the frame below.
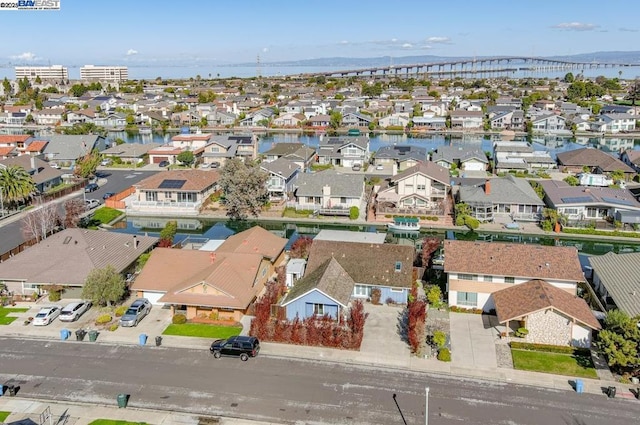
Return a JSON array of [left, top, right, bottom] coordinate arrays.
[[510, 341, 590, 356]]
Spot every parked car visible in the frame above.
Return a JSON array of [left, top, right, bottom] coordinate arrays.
[[375, 164, 384, 170], [119, 298, 152, 327], [158, 160, 170, 168], [85, 183, 99, 192], [59, 301, 92, 322], [100, 158, 112, 166], [351, 163, 361, 171], [33, 306, 61, 326], [49, 162, 61, 169], [210, 335, 260, 361], [85, 199, 101, 210], [103, 192, 116, 200], [210, 161, 220, 168]]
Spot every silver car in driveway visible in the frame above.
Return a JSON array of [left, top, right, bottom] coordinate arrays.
[[59, 301, 92, 322], [119, 298, 152, 327]]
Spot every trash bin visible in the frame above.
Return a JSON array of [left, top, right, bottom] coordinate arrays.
[[155, 336, 162, 347], [88, 330, 99, 342], [76, 329, 87, 341], [7, 385, 15, 397], [139, 334, 147, 346], [575, 379, 583, 394], [60, 329, 70, 341], [0, 384, 4, 396], [607, 386, 616, 398], [117, 393, 129, 408]]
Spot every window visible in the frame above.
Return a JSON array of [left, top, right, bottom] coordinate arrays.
[[457, 292, 478, 307], [261, 267, 267, 277], [145, 191, 157, 201], [458, 274, 478, 281], [313, 304, 324, 315], [354, 285, 370, 297], [395, 261, 402, 272], [484, 275, 493, 282], [417, 184, 426, 190], [505, 276, 515, 283], [390, 288, 403, 293], [340, 197, 346, 204], [164, 192, 172, 199]]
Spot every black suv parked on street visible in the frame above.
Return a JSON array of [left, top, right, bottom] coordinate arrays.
[[210, 335, 260, 361]]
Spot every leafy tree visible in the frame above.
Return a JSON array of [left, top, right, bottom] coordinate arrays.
[[219, 158, 268, 220], [0, 165, 36, 208], [35, 76, 42, 84], [69, 83, 89, 97], [626, 79, 640, 106], [329, 111, 342, 129], [63, 198, 86, 228], [2, 77, 12, 97], [541, 208, 567, 232], [597, 309, 640, 371], [73, 149, 101, 178], [176, 151, 195, 167], [158, 220, 177, 247], [290, 236, 313, 259], [420, 236, 441, 267], [563, 72, 575, 83], [610, 169, 625, 183], [114, 138, 125, 146], [82, 265, 126, 306], [426, 286, 442, 307]]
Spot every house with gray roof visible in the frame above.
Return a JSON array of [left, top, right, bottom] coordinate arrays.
[[199, 134, 257, 167], [588, 252, 640, 317], [431, 145, 488, 172], [374, 145, 427, 172], [556, 147, 636, 178], [493, 141, 555, 173], [42, 134, 107, 166], [290, 169, 364, 216], [341, 112, 373, 128], [101, 142, 162, 165], [0, 228, 157, 297], [262, 143, 305, 163], [457, 175, 545, 222], [0, 155, 63, 193], [590, 113, 636, 134], [537, 179, 640, 226], [260, 157, 301, 201], [316, 136, 369, 168]]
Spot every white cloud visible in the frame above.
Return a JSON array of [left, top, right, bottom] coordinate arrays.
[[126, 49, 138, 56], [10, 52, 37, 61], [402, 43, 413, 48], [262, 47, 268, 53], [426, 36, 451, 44], [339, 40, 349, 45], [552, 22, 599, 31]]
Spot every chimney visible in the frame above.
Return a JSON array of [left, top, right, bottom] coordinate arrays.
[[133, 235, 138, 249], [30, 156, 36, 172], [210, 252, 216, 263], [484, 180, 491, 195]]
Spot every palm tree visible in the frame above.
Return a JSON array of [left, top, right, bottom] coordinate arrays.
[[0, 165, 36, 210]]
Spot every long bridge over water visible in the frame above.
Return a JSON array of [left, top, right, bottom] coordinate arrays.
[[302, 56, 640, 79]]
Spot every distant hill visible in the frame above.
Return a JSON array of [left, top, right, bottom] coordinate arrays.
[[239, 51, 640, 68]]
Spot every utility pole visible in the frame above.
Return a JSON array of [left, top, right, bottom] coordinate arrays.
[[425, 387, 430, 425]]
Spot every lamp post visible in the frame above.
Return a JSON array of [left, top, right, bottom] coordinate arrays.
[[425, 387, 430, 425], [0, 187, 4, 217]]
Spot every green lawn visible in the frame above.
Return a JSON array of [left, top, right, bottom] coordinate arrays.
[[88, 420, 146, 425], [511, 349, 598, 378], [0, 307, 30, 325], [0, 411, 11, 422], [162, 323, 242, 339], [92, 207, 124, 224]]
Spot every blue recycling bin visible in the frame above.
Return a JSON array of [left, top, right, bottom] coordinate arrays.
[[575, 379, 584, 394], [139, 334, 147, 346], [60, 329, 70, 341]]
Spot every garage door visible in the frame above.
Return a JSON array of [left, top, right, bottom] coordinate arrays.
[[152, 156, 168, 164], [142, 291, 166, 305]]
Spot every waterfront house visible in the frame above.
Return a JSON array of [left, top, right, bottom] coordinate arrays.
[[32, 108, 64, 126], [101, 143, 162, 165], [443, 240, 584, 312], [66, 109, 96, 125], [450, 110, 483, 130], [131, 226, 287, 320], [620, 149, 640, 173], [378, 113, 410, 128], [489, 110, 524, 130], [42, 135, 107, 166], [262, 143, 306, 163], [272, 112, 305, 127], [531, 114, 567, 133], [493, 141, 556, 173], [200, 134, 258, 167], [374, 145, 428, 172], [290, 169, 364, 216], [128, 169, 219, 216], [308, 114, 331, 128], [170, 133, 213, 151], [431, 145, 488, 172], [556, 147, 635, 179], [588, 252, 640, 318], [316, 136, 369, 168], [457, 175, 545, 222], [280, 240, 414, 320], [590, 114, 636, 134], [260, 157, 301, 201], [0, 228, 157, 297], [0, 155, 63, 194], [412, 115, 447, 130], [93, 113, 127, 128], [240, 108, 275, 127], [375, 161, 450, 218]]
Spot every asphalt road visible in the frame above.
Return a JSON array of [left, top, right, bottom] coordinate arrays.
[[0, 169, 157, 254], [1, 338, 638, 425]]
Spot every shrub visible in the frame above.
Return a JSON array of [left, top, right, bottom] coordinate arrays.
[[208, 311, 219, 321], [437, 348, 452, 362], [432, 330, 446, 348], [370, 288, 382, 305], [455, 215, 465, 226], [515, 327, 529, 337], [109, 324, 119, 332], [385, 297, 395, 305], [114, 306, 127, 317], [510, 341, 590, 356], [95, 314, 112, 325], [426, 286, 442, 306], [464, 215, 480, 230], [349, 206, 359, 220], [172, 313, 187, 324]]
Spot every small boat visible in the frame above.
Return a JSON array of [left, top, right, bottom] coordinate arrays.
[[387, 217, 421, 232]]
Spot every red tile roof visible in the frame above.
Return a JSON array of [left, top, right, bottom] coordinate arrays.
[[0, 135, 30, 143], [25, 140, 48, 152], [0, 146, 16, 156]]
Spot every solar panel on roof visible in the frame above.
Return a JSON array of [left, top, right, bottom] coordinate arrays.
[[560, 196, 593, 203], [158, 179, 186, 189], [602, 197, 635, 207]]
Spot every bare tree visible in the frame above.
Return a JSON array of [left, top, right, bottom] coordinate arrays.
[[21, 201, 60, 242], [63, 198, 86, 228]]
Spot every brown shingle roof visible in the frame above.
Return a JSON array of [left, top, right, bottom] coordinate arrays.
[[282, 258, 355, 307], [134, 169, 219, 191], [556, 147, 635, 173], [171, 134, 212, 142], [492, 279, 601, 330], [306, 240, 414, 288], [443, 240, 584, 282], [216, 226, 287, 262], [391, 161, 451, 186]]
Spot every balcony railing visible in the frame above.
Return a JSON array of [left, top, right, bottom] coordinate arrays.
[[129, 200, 201, 216], [377, 205, 445, 216]]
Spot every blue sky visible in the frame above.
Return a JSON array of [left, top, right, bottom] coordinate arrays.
[[1, 0, 638, 67]]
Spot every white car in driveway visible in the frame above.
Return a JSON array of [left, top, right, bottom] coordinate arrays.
[[59, 301, 92, 322], [33, 306, 61, 326], [85, 199, 101, 210]]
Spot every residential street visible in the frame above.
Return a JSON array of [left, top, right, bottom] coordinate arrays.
[[1, 338, 638, 425]]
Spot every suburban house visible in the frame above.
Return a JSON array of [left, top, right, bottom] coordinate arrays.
[[493, 141, 556, 173], [450, 110, 483, 130], [42, 135, 108, 166], [537, 179, 640, 226], [101, 142, 162, 165], [443, 240, 585, 312], [489, 110, 524, 130], [308, 114, 331, 128], [588, 252, 640, 318], [147, 145, 184, 165], [0, 229, 157, 297], [316, 136, 369, 168], [530, 114, 567, 132], [199, 134, 258, 167], [0, 135, 33, 155], [0, 155, 64, 194], [131, 226, 287, 320], [32, 108, 64, 126], [456, 175, 545, 222], [260, 157, 302, 201], [128, 169, 219, 216], [375, 161, 450, 218], [378, 112, 410, 128], [620, 149, 640, 173], [93, 113, 127, 128], [412, 115, 447, 130], [170, 133, 213, 151], [341, 112, 373, 128], [291, 169, 364, 216], [262, 143, 305, 162], [556, 147, 636, 179], [431, 146, 489, 172], [492, 279, 600, 348], [280, 240, 415, 320], [272, 112, 306, 127], [373, 145, 427, 172], [590, 114, 636, 134]]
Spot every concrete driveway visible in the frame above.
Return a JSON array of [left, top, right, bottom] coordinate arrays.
[[358, 303, 411, 367], [449, 312, 498, 370]]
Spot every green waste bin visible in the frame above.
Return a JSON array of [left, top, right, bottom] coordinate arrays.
[[117, 393, 129, 408], [88, 330, 99, 342]]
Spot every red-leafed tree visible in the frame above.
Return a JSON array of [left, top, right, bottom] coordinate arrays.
[[290, 236, 313, 259], [406, 282, 427, 355], [63, 198, 86, 228], [420, 236, 442, 267]]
